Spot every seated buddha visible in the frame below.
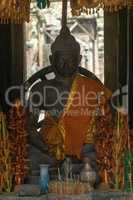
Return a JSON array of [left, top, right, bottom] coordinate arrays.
[[26, 26, 113, 186]]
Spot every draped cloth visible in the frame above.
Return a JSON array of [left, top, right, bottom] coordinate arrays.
[[41, 73, 129, 186], [41, 73, 111, 160]]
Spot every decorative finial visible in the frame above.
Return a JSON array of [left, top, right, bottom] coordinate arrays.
[[62, 0, 68, 28], [51, 0, 80, 54]]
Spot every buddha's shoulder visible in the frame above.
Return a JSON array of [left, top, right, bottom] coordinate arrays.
[[76, 73, 102, 86], [76, 73, 112, 97]]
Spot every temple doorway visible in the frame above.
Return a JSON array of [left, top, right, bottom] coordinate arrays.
[[25, 1, 104, 82]]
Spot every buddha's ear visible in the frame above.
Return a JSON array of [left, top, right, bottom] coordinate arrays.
[[49, 55, 53, 65], [79, 55, 82, 64]]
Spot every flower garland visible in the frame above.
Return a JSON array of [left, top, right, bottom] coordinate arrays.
[[94, 106, 114, 186], [0, 110, 12, 192], [94, 103, 129, 188], [8, 100, 28, 186]]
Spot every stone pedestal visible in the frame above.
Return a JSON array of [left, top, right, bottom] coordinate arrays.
[[0, 192, 133, 200], [14, 184, 41, 196], [47, 192, 133, 200]]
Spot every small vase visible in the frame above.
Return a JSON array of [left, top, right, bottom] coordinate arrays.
[[80, 161, 96, 191], [39, 164, 49, 193]]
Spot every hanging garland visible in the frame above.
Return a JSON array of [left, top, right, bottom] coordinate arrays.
[[70, 0, 132, 15], [0, 0, 30, 24], [0, 0, 132, 23], [35, 0, 132, 16]]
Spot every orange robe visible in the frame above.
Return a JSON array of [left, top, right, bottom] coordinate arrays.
[[41, 73, 111, 160]]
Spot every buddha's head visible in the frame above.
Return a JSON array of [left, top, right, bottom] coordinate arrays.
[[50, 26, 82, 78]]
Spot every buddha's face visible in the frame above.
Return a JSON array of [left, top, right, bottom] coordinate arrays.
[[50, 50, 81, 78]]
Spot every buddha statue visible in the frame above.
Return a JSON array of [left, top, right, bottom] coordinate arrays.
[[25, 25, 111, 186]]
